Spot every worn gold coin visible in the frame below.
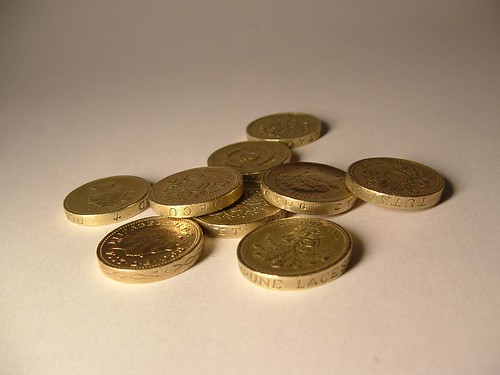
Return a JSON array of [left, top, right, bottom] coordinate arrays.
[[149, 166, 244, 218], [261, 162, 356, 215], [207, 141, 292, 181], [97, 216, 204, 283], [346, 157, 445, 209], [246, 112, 322, 148], [237, 217, 352, 291], [63, 175, 150, 226], [194, 182, 287, 238]]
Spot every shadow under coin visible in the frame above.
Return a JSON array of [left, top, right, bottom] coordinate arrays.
[[439, 176, 454, 205], [320, 119, 333, 138], [346, 230, 363, 272]]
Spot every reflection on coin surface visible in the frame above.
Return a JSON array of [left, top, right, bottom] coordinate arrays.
[[149, 166, 244, 218], [97, 216, 204, 283], [194, 182, 287, 238], [246, 112, 322, 148], [237, 217, 352, 291], [346, 157, 445, 209], [63, 175, 150, 226], [207, 141, 292, 181], [261, 162, 356, 215]]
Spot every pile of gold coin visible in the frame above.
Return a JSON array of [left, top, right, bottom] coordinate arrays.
[[64, 112, 445, 290]]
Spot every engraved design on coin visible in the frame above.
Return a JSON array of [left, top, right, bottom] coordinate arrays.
[[87, 180, 133, 208], [265, 163, 349, 201], [207, 141, 291, 177], [154, 168, 238, 204], [254, 114, 316, 137], [254, 113, 318, 138], [99, 218, 198, 270], [350, 158, 443, 197], [239, 218, 351, 277], [246, 113, 322, 148], [204, 184, 273, 222], [254, 226, 338, 269]]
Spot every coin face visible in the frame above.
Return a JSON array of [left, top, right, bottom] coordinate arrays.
[[246, 112, 322, 148], [261, 162, 356, 215], [63, 175, 150, 226], [346, 157, 445, 209], [207, 141, 292, 181], [97, 216, 204, 283], [237, 217, 352, 291], [194, 182, 287, 238], [149, 166, 244, 217]]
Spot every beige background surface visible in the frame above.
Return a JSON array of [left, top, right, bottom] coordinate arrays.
[[1, 1, 499, 374]]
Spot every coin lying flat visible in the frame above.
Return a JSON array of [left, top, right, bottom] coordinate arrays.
[[237, 217, 352, 291], [149, 166, 244, 218], [261, 162, 356, 215], [207, 141, 292, 181], [63, 175, 150, 226], [246, 112, 322, 148], [97, 216, 204, 283], [194, 182, 287, 238], [346, 157, 445, 209]]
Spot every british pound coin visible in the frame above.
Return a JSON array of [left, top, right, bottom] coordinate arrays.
[[97, 216, 204, 283], [194, 182, 287, 238], [207, 141, 292, 181], [346, 157, 445, 209], [237, 217, 352, 291], [149, 166, 244, 218], [261, 162, 356, 215], [63, 175, 150, 226], [246, 112, 322, 148]]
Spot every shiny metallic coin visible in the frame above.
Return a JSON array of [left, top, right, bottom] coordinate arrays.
[[207, 141, 291, 181], [97, 216, 204, 283], [149, 166, 244, 218], [194, 182, 287, 238], [63, 175, 150, 226], [261, 162, 356, 215], [246, 112, 322, 148], [346, 157, 445, 209], [237, 217, 352, 291]]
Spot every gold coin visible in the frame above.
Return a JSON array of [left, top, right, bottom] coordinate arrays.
[[246, 112, 322, 148], [346, 157, 445, 209], [237, 217, 352, 291], [63, 175, 150, 226], [149, 166, 244, 218], [261, 162, 356, 215], [207, 141, 292, 181], [97, 216, 204, 283], [194, 182, 287, 238]]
